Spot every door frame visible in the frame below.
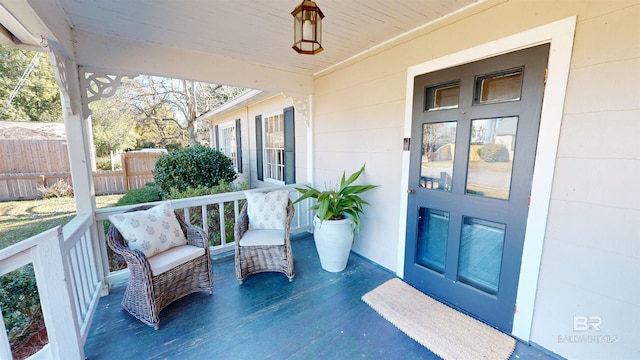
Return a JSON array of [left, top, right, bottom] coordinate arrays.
[[397, 16, 576, 341]]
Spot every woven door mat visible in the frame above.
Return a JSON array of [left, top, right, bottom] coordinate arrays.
[[362, 278, 516, 360]]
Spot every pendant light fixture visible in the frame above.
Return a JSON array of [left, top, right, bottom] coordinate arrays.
[[291, 0, 324, 55]]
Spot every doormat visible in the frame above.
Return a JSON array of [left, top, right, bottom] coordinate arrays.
[[362, 278, 516, 360]]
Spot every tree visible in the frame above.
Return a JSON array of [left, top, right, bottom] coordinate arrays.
[[90, 97, 139, 157], [0, 45, 62, 122], [119, 76, 246, 146]]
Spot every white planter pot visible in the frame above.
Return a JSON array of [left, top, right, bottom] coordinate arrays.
[[313, 215, 354, 272]]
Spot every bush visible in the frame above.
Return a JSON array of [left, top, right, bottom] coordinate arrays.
[[164, 181, 246, 247], [114, 182, 163, 207], [96, 156, 121, 171], [477, 143, 510, 162], [165, 143, 182, 152], [0, 265, 42, 343], [153, 145, 237, 195], [37, 179, 74, 198]]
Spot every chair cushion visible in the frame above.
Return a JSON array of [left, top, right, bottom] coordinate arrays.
[[244, 190, 289, 230], [108, 202, 187, 258], [147, 245, 205, 276], [239, 229, 285, 247]]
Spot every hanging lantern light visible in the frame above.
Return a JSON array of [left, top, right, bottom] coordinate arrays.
[[291, 0, 324, 55]]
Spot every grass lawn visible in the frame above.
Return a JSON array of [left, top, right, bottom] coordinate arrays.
[[0, 195, 123, 250]]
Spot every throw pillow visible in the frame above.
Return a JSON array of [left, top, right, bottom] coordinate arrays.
[[109, 202, 187, 258], [244, 190, 289, 230]]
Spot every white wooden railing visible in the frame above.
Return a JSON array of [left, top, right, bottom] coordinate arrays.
[[0, 184, 311, 359], [0, 213, 100, 359], [94, 184, 312, 288]]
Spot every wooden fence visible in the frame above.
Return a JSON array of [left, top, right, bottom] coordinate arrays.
[[0, 140, 70, 173], [0, 151, 164, 201]]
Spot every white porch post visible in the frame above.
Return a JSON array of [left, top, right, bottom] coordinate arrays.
[[47, 42, 95, 214], [46, 42, 107, 291]]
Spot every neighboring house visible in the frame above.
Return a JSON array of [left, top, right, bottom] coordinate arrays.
[[0, 1, 638, 359]]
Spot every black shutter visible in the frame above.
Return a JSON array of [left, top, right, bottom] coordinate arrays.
[[213, 125, 219, 150], [255, 115, 263, 181], [283, 106, 295, 184], [235, 119, 242, 173]]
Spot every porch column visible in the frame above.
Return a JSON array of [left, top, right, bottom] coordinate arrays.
[[289, 94, 315, 185], [47, 42, 108, 295], [47, 46, 95, 214]]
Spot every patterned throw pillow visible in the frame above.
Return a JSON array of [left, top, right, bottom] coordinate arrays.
[[109, 202, 187, 258], [244, 190, 289, 230]]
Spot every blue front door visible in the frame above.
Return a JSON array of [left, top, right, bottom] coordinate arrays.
[[404, 44, 549, 332]]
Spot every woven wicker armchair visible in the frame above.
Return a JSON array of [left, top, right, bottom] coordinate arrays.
[[234, 199, 295, 283], [107, 205, 214, 329]]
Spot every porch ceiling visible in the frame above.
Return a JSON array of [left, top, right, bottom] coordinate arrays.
[[1, 0, 480, 93]]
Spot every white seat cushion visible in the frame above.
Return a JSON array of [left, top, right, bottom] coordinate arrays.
[[239, 229, 285, 247], [147, 245, 205, 276]]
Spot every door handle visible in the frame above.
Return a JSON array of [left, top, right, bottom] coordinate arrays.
[[407, 188, 415, 194]]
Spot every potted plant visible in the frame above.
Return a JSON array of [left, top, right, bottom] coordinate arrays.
[[294, 164, 378, 272]]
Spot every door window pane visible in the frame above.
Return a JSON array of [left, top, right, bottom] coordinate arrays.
[[466, 117, 517, 199], [416, 208, 449, 274], [420, 121, 456, 191], [426, 82, 460, 110], [457, 217, 505, 295], [474, 69, 523, 104]]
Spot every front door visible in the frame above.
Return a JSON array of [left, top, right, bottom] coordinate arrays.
[[404, 44, 549, 332]]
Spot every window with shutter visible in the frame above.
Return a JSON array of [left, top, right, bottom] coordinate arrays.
[[256, 107, 295, 184]]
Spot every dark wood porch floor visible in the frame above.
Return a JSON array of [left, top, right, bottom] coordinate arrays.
[[84, 233, 558, 360]]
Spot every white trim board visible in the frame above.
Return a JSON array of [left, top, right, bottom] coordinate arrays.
[[397, 16, 576, 341]]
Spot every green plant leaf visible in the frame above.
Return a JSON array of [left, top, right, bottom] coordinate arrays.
[[293, 163, 377, 235]]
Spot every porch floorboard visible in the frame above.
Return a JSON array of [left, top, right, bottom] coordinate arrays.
[[84, 233, 558, 359]]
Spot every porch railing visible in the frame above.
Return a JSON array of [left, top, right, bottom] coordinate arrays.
[[0, 213, 99, 359], [94, 184, 312, 288]]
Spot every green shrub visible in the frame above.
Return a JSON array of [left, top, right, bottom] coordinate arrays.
[[135, 139, 156, 150], [96, 156, 121, 171], [0, 265, 41, 342], [165, 143, 182, 152], [153, 145, 237, 195], [164, 181, 245, 247], [477, 143, 510, 162], [96, 157, 111, 171], [114, 182, 163, 207]]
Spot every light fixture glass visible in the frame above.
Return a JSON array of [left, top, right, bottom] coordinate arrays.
[[291, 0, 324, 55]]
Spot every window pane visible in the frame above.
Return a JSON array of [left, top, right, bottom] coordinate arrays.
[[416, 208, 449, 274], [457, 217, 505, 295], [466, 117, 517, 200], [475, 69, 522, 104], [426, 82, 459, 110], [219, 126, 237, 170], [420, 122, 456, 191], [263, 113, 285, 182]]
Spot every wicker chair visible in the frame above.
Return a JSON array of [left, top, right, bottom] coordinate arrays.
[[234, 199, 295, 283], [106, 205, 214, 329]]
